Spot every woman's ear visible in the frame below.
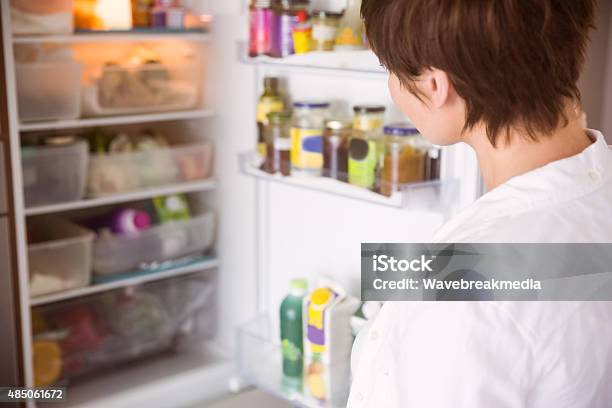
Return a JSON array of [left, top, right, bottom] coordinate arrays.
[[421, 68, 451, 109]]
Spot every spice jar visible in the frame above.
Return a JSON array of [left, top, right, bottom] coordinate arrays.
[[425, 145, 442, 180], [264, 111, 292, 176], [380, 123, 425, 196], [353, 105, 385, 133], [323, 119, 351, 181], [290, 101, 330, 174], [270, 0, 309, 58], [311, 10, 342, 51]]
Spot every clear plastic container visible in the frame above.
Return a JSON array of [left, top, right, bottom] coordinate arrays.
[[28, 217, 94, 298], [93, 212, 216, 276], [81, 62, 201, 117], [31, 274, 216, 387], [11, 0, 73, 35], [87, 142, 213, 197], [15, 61, 82, 122], [22, 141, 89, 208]]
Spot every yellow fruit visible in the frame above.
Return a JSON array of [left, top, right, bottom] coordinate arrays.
[[33, 341, 62, 387]]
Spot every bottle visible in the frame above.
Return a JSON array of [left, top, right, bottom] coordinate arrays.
[[264, 110, 292, 176], [270, 0, 309, 58], [292, 10, 312, 54], [280, 279, 308, 380], [322, 118, 351, 181], [257, 77, 284, 157], [335, 0, 364, 50], [249, 0, 273, 57]]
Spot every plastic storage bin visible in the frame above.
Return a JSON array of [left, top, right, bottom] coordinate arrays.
[[31, 273, 216, 387], [81, 62, 201, 117], [28, 217, 94, 298], [87, 142, 213, 197], [16, 61, 82, 122], [93, 212, 216, 276], [22, 141, 88, 208], [10, 0, 73, 35]]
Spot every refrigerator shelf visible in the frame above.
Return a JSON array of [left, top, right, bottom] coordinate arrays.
[[13, 31, 211, 45], [240, 42, 387, 76], [237, 314, 350, 408], [18, 108, 215, 132], [240, 151, 460, 210], [30, 256, 219, 307], [25, 179, 217, 216]]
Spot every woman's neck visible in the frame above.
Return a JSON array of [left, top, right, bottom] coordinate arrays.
[[464, 114, 592, 191]]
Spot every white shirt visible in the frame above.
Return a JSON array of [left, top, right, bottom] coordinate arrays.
[[348, 130, 612, 408]]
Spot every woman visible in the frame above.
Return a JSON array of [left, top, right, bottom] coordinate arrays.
[[349, 1, 612, 407]]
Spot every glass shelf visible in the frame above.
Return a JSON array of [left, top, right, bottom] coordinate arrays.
[[237, 315, 350, 408], [239, 152, 460, 210], [239, 42, 387, 76]]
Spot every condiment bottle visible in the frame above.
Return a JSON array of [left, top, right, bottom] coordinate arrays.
[[265, 110, 292, 176], [257, 77, 284, 157], [322, 119, 351, 181], [270, 0, 309, 58], [335, 0, 364, 50], [292, 10, 312, 54], [249, 0, 273, 57], [348, 105, 386, 189], [311, 10, 342, 51], [380, 123, 425, 196], [290, 101, 330, 174]]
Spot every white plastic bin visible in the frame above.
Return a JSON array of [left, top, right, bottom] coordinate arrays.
[[93, 212, 216, 276], [87, 142, 213, 197], [28, 217, 94, 298], [22, 141, 88, 208], [16, 61, 82, 122], [81, 62, 201, 117]]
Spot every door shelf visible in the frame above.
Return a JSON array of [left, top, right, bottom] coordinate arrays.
[[240, 152, 460, 210], [30, 255, 219, 307], [13, 30, 211, 44], [237, 314, 350, 408], [240, 42, 387, 76]]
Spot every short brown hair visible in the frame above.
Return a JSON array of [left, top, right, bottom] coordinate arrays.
[[362, 0, 596, 145]]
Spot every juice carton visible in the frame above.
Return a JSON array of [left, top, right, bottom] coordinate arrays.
[[304, 279, 359, 406]]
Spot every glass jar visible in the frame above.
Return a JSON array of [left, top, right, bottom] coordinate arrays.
[[290, 101, 330, 174], [335, 0, 364, 50], [323, 119, 351, 181], [380, 123, 426, 196], [311, 10, 342, 51], [249, 0, 273, 57], [270, 0, 309, 58], [425, 145, 442, 180], [353, 105, 386, 133], [264, 111, 292, 176]]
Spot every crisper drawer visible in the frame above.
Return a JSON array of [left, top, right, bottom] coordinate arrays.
[[87, 142, 213, 197], [21, 141, 89, 208], [31, 273, 216, 387], [81, 62, 202, 117], [93, 212, 216, 276]]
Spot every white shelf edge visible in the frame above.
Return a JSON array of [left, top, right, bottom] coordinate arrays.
[[19, 109, 215, 131], [12, 32, 212, 44], [30, 257, 219, 307], [25, 179, 217, 216]]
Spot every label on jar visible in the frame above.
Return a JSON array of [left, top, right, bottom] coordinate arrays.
[[353, 117, 384, 132], [291, 127, 323, 170], [274, 137, 291, 151], [312, 24, 338, 42], [348, 138, 378, 188]]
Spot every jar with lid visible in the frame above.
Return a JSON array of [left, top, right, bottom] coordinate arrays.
[[264, 111, 292, 176], [249, 0, 273, 57], [311, 10, 342, 51], [290, 101, 330, 174], [335, 0, 364, 50], [270, 0, 309, 58], [424, 144, 442, 180], [323, 119, 351, 181], [353, 105, 385, 133], [380, 123, 426, 196], [348, 105, 386, 189]]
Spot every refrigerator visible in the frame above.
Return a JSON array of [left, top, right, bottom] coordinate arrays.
[[0, 1, 610, 407]]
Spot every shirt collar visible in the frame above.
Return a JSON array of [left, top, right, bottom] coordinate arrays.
[[436, 130, 612, 239]]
